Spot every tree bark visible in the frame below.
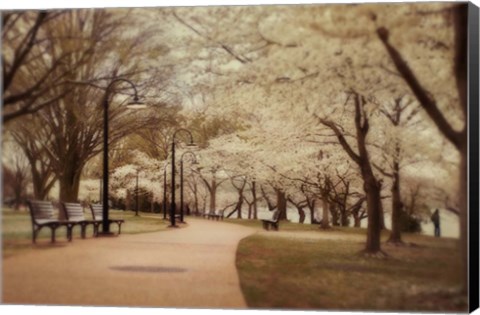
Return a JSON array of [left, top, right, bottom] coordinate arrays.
[[387, 158, 403, 244], [275, 188, 287, 220], [236, 185, 244, 219], [363, 171, 383, 253], [12, 130, 57, 200], [297, 207, 306, 223], [353, 216, 361, 228], [31, 167, 55, 200], [308, 198, 316, 223], [209, 177, 217, 214], [252, 181, 258, 219], [231, 177, 247, 219], [321, 197, 330, 229], [330, 203, 339, 226], [339, 204, 349, 226], [58, 164, 82, 203]]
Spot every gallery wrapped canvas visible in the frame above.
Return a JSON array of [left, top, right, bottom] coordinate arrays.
[[1, 1, 479, 314]]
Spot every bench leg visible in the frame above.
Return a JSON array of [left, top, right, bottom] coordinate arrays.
[[93, 223, 99, 237], [81, 224, 87, 239], [117, 222, 122, 234], [33, 227, 39, 244], [274, 223, 278, 231], [51, 226, 58, 243], [66, 225, 73, 242]]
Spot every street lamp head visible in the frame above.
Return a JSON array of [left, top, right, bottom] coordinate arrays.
[[126, 95, 147, 109]]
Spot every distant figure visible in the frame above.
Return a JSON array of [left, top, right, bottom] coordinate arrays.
[[431, 209, 441, 237]]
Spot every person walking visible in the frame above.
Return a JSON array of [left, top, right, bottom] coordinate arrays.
[[430, 209, 441, 237]]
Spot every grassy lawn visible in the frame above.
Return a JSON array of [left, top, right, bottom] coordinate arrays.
[[224, 218, 322, 231], [234, 219, 466, 312], [2, 207, 168, 258]]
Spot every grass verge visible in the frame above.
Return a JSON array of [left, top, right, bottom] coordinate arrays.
[[2, 208, 168, 258], [235, 223, 466, 312]]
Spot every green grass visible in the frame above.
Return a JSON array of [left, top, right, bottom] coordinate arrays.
[[2, 207, 168, 258], [234, 222, 466, 312]]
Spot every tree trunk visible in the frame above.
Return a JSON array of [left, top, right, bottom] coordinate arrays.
[[330, 204, 339, 226], [252, 181, 258, 219], [340, 206, 349, 226], [209, 177, 216, 214], [150, 193, 154, 213], [59, 166, 82, 202], [308, 199, 316, 223], [58, 167, 82, 219], [236, 186, 244, 219], [194, 194, 199, 215], [13, 169, 27, 210], [321, 198, 330, 229], [388, 159, 403, 244], [297, 207, 306, 223], [354, 216, 361, 228], [201, 195, 207, 214], [193, 181, 199, 215], [275, 189, 287, 220], [363, 172, 383, 254], [356, 95, 384, 255], [32, 171, 50, 200], [29, 159, 55, 200]]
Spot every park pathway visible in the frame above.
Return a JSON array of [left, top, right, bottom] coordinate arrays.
[[2, 218, 255, 308]]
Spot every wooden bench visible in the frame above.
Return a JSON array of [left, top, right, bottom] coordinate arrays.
[[261, 210, 280, 231], [89, 204, 124, 234], [206, 210, 224, 221], [27, 200, 75, 243], [62, 202, 101, 238]]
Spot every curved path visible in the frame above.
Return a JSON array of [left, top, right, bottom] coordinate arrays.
[[2, 218, 255, 308]]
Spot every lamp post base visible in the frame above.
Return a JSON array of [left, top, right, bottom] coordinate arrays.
[[168, 224, 180, 228]]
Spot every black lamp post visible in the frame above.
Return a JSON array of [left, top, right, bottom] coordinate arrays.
[[180, 151, 198, 223], [101, 78, 145, 235], [99, 178, 102, 204], [162, 162, 168, 220], [170, 128, 195, 227]]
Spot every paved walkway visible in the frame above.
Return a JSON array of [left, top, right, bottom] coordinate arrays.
[[2, 218, 255, 308]]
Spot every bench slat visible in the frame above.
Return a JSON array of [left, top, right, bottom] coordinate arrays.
[[27, 200, 73, 243]]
